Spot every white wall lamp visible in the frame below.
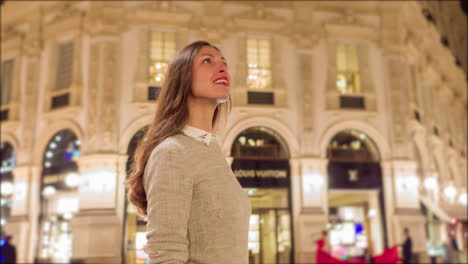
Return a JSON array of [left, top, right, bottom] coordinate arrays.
[[458, 191, 467, 206], [398, 174, 419, 190], [423, 176, 439, 201], [443, 184, 457, 204]]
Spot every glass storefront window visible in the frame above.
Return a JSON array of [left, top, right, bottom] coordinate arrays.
[[246, 188, 292, 264], [0, 142, 15, 236], [125, 203, 149, 264], [233, 127, 293, 264], [328, 206, 368, 261], [36, 130, 80, 263]]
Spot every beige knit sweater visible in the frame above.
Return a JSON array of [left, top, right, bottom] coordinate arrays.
[[143, 133, 252, 264]]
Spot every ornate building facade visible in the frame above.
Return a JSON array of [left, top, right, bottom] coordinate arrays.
[[1, 1, 467, 263]]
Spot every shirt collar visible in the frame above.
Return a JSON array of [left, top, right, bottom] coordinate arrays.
[[181, 125, 217, 146]]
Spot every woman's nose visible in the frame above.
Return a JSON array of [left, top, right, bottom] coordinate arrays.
[[218, 62, 227, 73]]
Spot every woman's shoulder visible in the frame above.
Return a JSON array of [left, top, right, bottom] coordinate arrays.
[[149, 133, 188, 158]]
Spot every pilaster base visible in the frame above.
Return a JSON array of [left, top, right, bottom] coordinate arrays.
[[70, 209, 123, 262], [4, 215, 32, 263], [392, 212, 427, 252], [294, 212, 328, 263]]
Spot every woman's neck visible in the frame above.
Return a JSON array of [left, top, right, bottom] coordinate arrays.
[[186, 96, 217, 133]]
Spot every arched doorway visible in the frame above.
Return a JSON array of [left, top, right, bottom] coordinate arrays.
[[35, 129, 81, 263], [0, 141, 16, 235], [122, 126, 148, 264], [326, 129, 387, 261], [230, 126, 293, 264]]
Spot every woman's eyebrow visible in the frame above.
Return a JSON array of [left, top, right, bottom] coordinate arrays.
[[200, 53, 227, 62]]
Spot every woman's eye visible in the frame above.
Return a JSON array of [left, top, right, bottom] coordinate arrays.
[[202, 58, 211, 64]]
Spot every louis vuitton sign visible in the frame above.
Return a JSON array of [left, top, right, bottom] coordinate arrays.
[[234, 169, 287, 178], [232, 159, 290, 188]]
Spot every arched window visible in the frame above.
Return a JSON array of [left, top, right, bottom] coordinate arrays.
[[327, 129, 380, 162], [36, 129, 80, 263], [123, 126, 148, 264], [230, 126, 293, 263], [231, 126, 289, 160]]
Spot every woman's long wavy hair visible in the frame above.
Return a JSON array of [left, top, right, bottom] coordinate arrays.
[[125, 41, 232, 218]]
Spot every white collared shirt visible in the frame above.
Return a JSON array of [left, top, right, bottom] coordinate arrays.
[[181, 125, 217, 146]]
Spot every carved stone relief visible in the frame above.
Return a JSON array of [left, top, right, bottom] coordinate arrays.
[[86, 43, 100, 150], [22, 58, 39, 152], [101, 42, 118, 150]]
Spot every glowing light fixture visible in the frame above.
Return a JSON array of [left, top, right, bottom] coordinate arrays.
[[444, 185, 457, 203], [65, 173, 79, 188], [0, 182, 14, 196], [424, 177, 438, 191], [42, 186, 56, 197], [458, 192, 467, 205]]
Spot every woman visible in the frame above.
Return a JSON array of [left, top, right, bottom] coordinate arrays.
[[125, 41, 252, 264]]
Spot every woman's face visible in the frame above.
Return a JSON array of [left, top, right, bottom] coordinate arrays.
[[191, 46, 230, 103]]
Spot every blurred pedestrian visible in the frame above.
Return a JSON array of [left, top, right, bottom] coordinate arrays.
[[316, 230, 330, 252], [442, 233, 459, 264], [401, 228, 412, 264], [0, 235, 17, 264]]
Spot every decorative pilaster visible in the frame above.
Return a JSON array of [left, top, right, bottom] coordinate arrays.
[[293, 157, 328, 263], [5, 165, 41, 263], [233, 33, 247, 106], [70, 154, 124, 264], [271, 36, 287, 107], [389, 160, 427, 258], [384, 55, 411, 158], [297, 51, 314, 154], [85, 36, 120, 153]]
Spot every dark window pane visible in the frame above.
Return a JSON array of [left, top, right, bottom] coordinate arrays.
[[0, 109, 9, 121], [414, 110, 421, 122], [51, 93, 70, 109], [248, 91, 274, 105], [148, 86, 161, 100], [340, 95, 365, 109]]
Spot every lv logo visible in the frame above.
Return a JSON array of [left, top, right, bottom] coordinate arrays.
[[348, 169, 359, 182]]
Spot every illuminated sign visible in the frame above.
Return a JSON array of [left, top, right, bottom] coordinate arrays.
[[234, 169, 287, 178], [232, 159, 290, 188]]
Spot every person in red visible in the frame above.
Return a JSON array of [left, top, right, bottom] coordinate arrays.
[[315, 230, 366, 264], [316, 230, 329, 252]]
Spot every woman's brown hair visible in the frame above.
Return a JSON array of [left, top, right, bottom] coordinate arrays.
[[125, 41, 232, 217]]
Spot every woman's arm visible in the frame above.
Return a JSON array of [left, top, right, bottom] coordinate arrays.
[[143, 145, 192, 264]]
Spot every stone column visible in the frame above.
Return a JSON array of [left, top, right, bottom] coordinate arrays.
[[70, 154, 125, 264], [7, 28, 43, 263], [4, 165, 41, 263], [70, 18, 124, 262], [381, 161, 395, 246], [293, 157, 328, 263], [390, 160, 428, 262]]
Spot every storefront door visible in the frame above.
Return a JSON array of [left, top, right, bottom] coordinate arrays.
[[249, 208, 291, 264]]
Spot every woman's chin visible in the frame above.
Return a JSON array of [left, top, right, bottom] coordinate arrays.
[[216, 97, 229, 104]]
